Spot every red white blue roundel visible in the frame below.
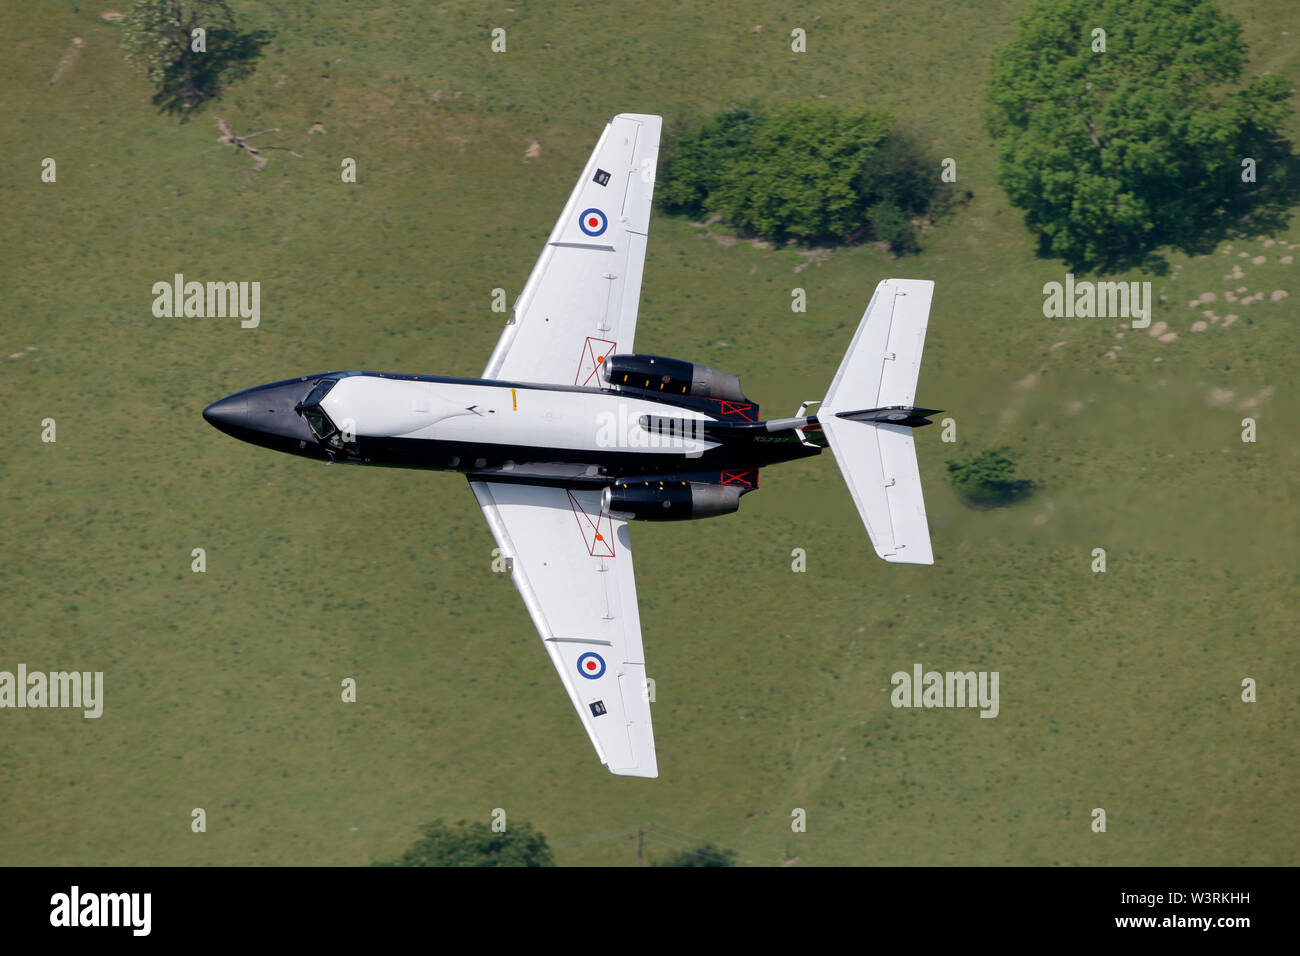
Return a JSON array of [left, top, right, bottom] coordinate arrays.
[[579, 208, 608, 237], [577, 652, 606, 679]]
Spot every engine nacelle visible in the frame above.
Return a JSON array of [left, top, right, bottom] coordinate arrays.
[[603, 353, 747, 404], [602, 482, 743, 521]]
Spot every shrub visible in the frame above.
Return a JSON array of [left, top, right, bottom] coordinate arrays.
[[659, 103, 943, 251], [947, 447, 1036, 508], [374, 819, 555, 867], [652, 841, 738, 867]]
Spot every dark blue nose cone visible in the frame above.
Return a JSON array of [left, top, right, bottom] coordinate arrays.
[[202, 393, 251, 431], [203, 378, 320, 448]]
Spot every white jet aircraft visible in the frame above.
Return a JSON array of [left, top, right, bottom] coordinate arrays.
[[204, 113, 939, 778]]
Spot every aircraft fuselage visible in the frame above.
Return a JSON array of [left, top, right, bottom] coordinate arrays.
[[203, 371, 821, 493]]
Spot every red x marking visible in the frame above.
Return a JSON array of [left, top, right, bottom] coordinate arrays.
[[567, 489, 616, 557]]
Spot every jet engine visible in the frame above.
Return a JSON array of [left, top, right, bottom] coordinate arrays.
[[602, 482, 743, 521], [603, 354, 747, 403]]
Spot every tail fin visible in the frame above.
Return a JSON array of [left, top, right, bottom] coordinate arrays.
[[818, 278, 935, 565]]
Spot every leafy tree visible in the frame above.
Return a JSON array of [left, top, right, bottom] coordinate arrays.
[[986, 0, 1295, 271], [121, 0, 270, 118], [659, 104, 944, 250], [652, 842, 738, 867], [374, 819, 555, 867], [947, 447, 1036, 508]]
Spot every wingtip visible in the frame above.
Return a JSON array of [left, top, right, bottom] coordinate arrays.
[[607, 759, 659, 779], [613, 112, 664, 133], [880, 552, 935, 566]]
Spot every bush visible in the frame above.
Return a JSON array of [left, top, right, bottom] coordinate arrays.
[[947, 447, 1036, 508], [659, 103, 943, 251], [652, 842, 738, 867], [657, 107, 764, 214], [374, 819, 555, 867], [867, 201, 917, 255]]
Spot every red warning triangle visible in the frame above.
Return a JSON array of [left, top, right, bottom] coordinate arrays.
[[717, 400, 756, 421], [575, 336, 617, 387], [567, 489, 616, 557]]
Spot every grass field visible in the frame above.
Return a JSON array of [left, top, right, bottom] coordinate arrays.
[[1, 0, 1296, 865]]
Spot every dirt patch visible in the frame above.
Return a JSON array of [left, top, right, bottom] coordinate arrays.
[[1238, 386, 1274, 410], [794, 248, 831, 273], [49, 38, 84, 85]]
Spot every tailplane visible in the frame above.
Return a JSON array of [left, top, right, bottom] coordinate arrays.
[[818, 278, 936, 565]]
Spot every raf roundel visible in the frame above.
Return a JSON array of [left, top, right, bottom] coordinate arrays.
[[578, 207, 608, 237], [576, 651, 606, 679]]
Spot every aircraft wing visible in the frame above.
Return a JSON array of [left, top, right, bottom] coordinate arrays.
[[469, 479, 657, 777], [482, 113, 661, 387]]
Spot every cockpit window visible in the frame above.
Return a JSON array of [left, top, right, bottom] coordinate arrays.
[[303, 379, 337, 407], [302, 405, 336, 440]]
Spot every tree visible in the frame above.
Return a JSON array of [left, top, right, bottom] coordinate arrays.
[[659, 104, 944, 251], [986, 0, 1295, 271], [947, 447, 1036, 508], [121, 0, 270, 118], [652, 842, 738, 867], [374, 819, 556, 867]]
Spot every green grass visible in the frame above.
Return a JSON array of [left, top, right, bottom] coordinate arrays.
[[1, 0, 1296, 866]]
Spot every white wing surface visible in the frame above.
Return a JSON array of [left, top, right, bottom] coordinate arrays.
[[483, 113, 661, 387], [469, 480, 657, 777]]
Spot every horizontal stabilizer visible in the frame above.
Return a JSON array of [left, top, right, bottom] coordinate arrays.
[[820, 279, 936, 564]]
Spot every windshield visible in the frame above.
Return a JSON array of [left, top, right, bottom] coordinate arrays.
[[303, 379, 337, 407]]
